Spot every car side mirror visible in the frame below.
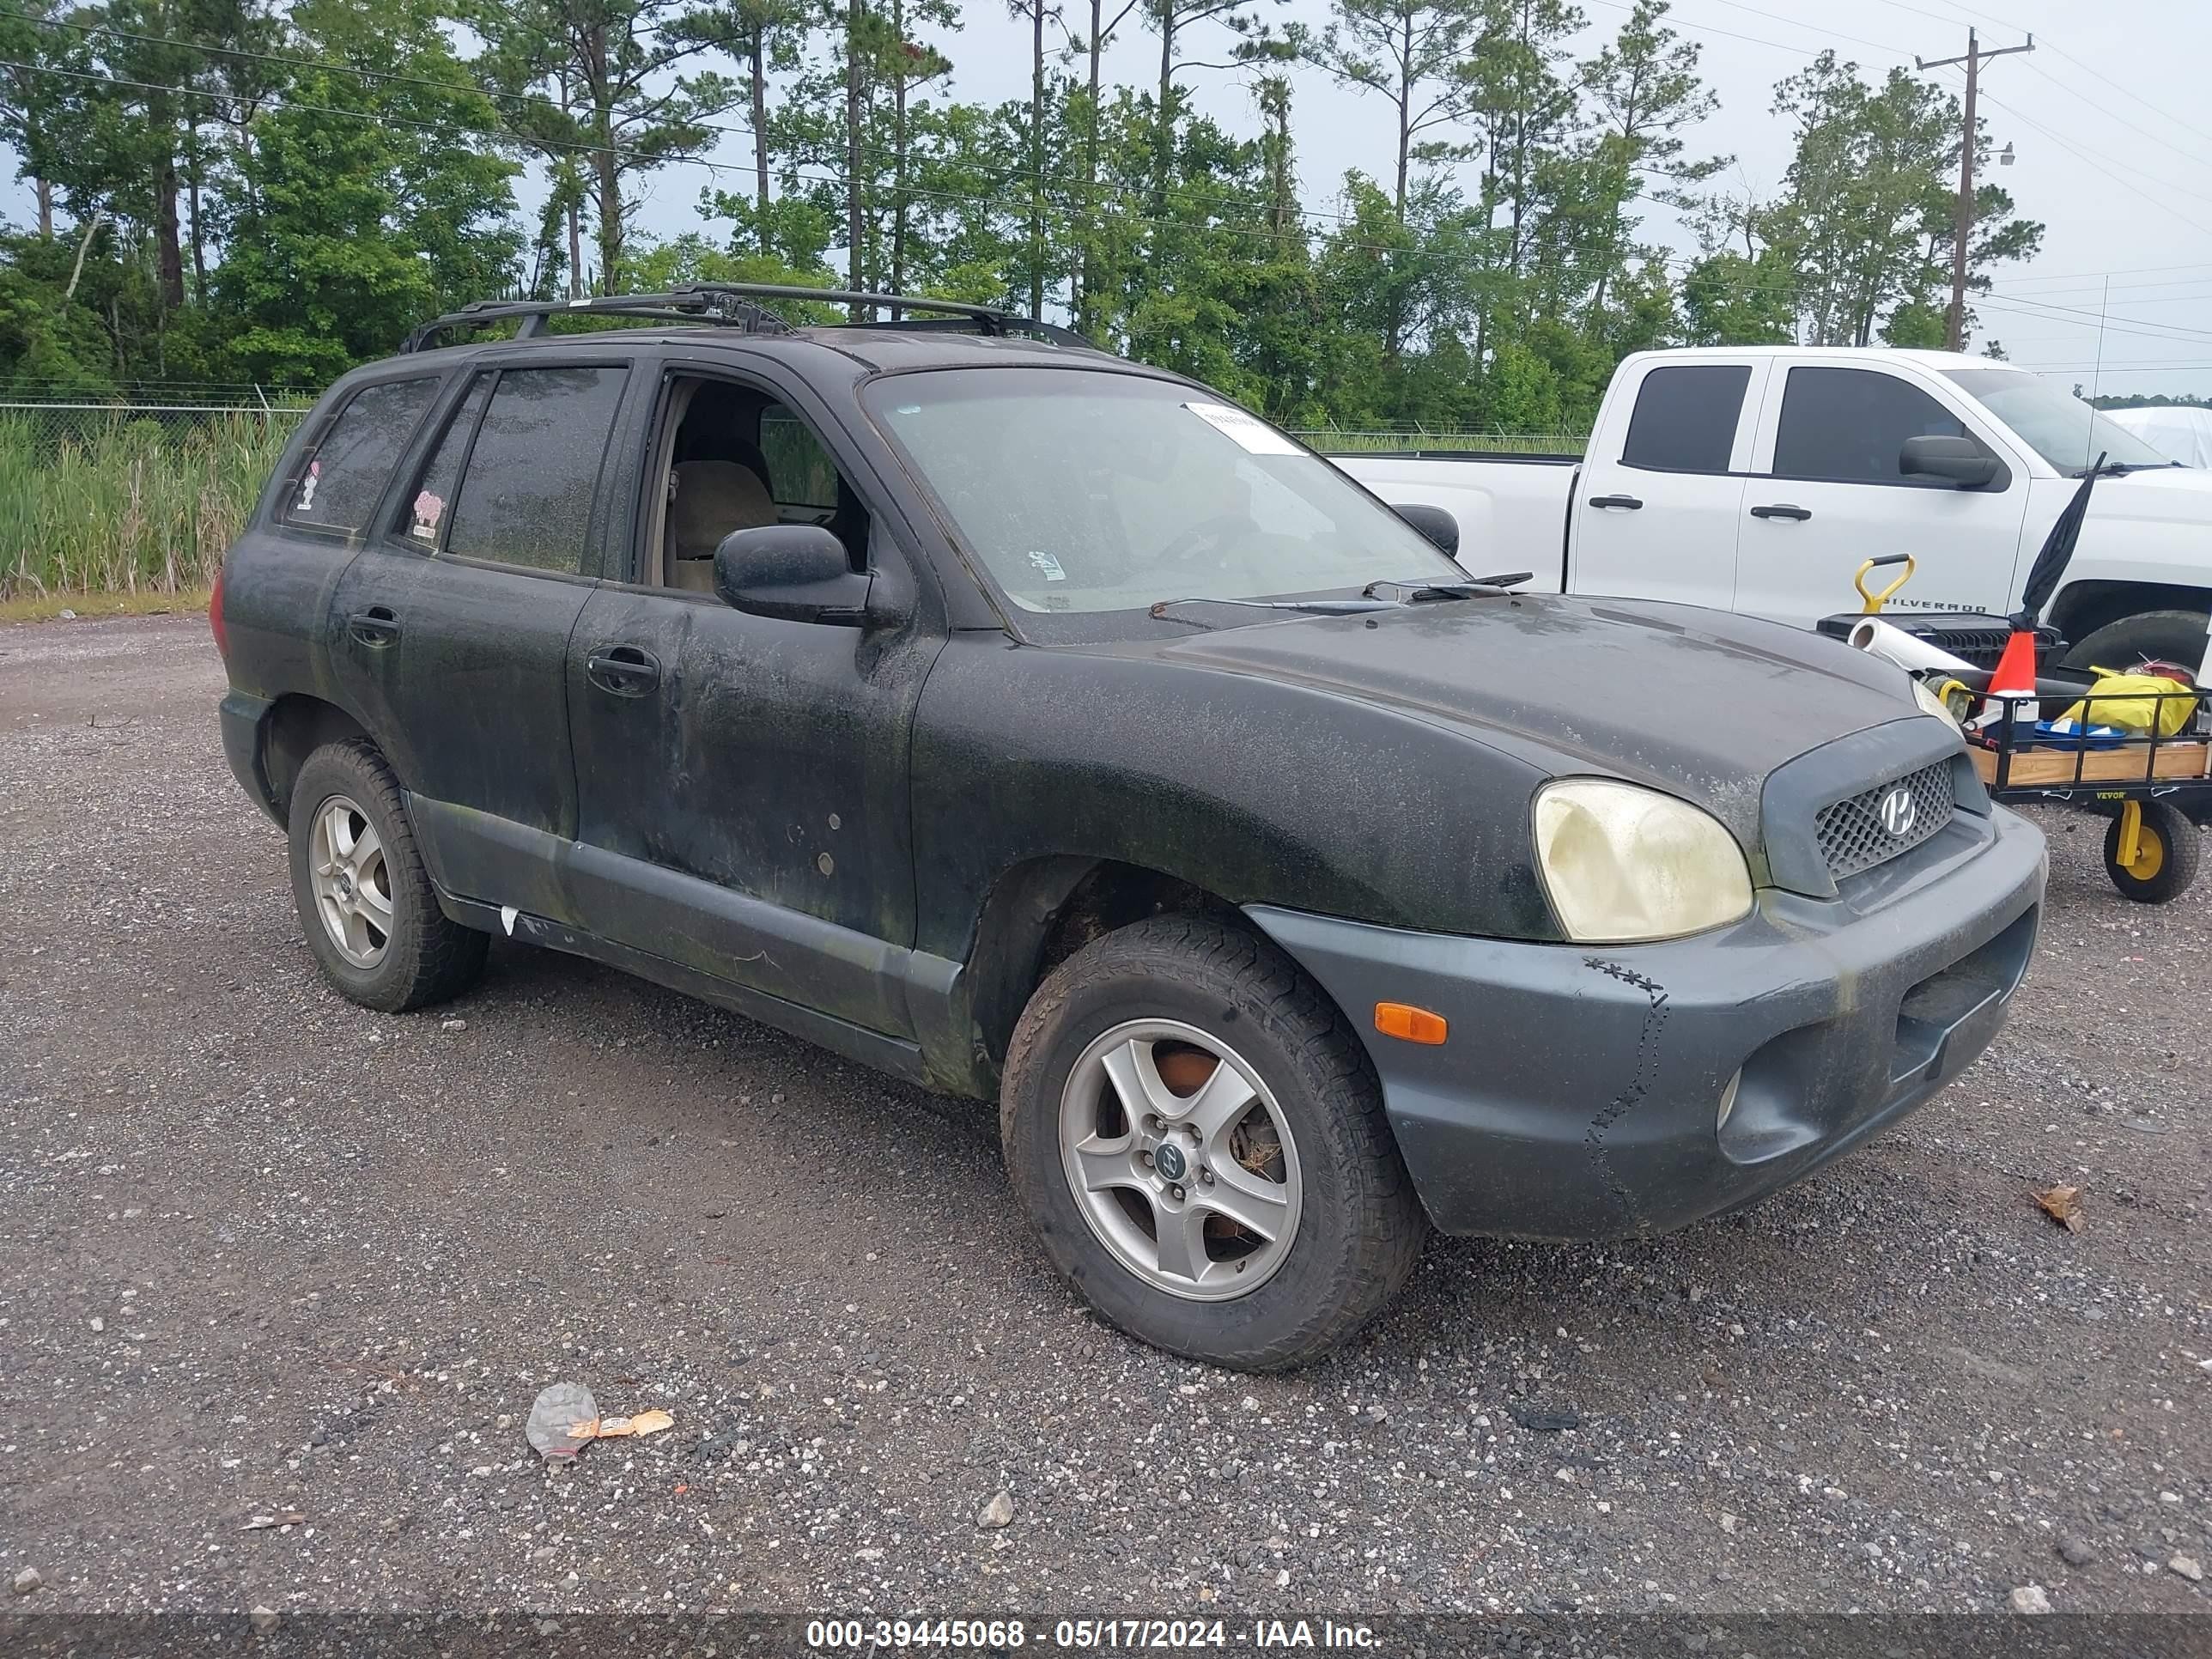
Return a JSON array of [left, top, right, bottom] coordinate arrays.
[[713, 525, 872, 625], [1900, 434, 2001, 489], [1393, 501, 1460, 556]]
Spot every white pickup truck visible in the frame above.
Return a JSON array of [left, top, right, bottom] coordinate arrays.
[[1338, 345, 2212, 670]]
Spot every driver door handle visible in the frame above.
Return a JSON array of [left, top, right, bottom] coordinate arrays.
[[586, 644, 661, 697], [348, 605, 400, 647], [1750, 502, 1812, 521], [1587, 493, 1643, 510]]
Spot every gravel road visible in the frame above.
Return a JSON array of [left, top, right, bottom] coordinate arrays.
[[0, 614, 2206, 1621]]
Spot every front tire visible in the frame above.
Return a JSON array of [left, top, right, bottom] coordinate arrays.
[[2103, 799, 2200, 903], [1001, 915, 1427, 1370], [287, 738, 488, 1012]]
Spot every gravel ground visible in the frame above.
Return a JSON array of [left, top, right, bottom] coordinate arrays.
[[0, 614, 2206, 1621]]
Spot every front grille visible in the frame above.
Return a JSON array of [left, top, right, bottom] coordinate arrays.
[[1814, 761, 1956, 881]]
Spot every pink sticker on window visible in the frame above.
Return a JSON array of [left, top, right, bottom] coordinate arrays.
[[412, 489, 446, 539]]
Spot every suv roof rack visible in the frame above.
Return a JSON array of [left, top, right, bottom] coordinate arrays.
[[399, 283, 1096, 354]]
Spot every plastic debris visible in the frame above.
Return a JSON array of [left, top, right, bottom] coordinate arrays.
[[241, 1511, 305, 1531], [526, 1382, 600, 1462], [526, 1382, 674, 1461], [2032, 1184, 2084, 1232]]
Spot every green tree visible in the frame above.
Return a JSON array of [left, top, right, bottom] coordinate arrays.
[[1291, 0, 1480, 220], [212, 0, 521, 381], [478, 0, 740, 293]]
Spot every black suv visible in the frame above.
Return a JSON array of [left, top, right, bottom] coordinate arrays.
[[214, 284, 2046, 1370]]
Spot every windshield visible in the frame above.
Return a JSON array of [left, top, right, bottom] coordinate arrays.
[[862, 368, 1460, 626], [1943, 368, 2173, 473]]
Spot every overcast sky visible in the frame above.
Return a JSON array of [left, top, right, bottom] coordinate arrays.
[[625, 0, 2212, 398]]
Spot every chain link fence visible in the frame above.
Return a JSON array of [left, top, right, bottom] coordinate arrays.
[[0, 391, 311, 595], [1291, 428, 1589, 455]]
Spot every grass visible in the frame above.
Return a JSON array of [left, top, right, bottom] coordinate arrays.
[[0, 586, 210, 623], [0, 410, 295, 599]]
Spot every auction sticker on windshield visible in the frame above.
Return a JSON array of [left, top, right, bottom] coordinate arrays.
[[1185, 401, 1300, 455]]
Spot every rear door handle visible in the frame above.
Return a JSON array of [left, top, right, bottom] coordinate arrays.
[[1750, 503, 1812, 521], [1587, 494, 1643, 510], [348, 605, 400, 647], [586, 644, 661, 697]]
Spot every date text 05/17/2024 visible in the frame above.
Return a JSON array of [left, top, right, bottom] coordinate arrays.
[[804, 1618, 1382, 1649]]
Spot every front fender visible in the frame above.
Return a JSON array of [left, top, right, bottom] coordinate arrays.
[[909, 635, 1561, 972]]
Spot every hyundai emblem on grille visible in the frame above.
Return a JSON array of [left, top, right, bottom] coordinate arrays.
[[1879, 785, 1917, 838]]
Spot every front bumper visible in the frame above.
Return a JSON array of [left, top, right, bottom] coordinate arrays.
[[1249, 805, 2047, 1241]]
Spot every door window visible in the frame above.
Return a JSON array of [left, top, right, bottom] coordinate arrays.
[[1620, 365, 1751, 474], [280, 378, 441, 535], [403, 375, 492, 545], [1772, 367, 1969, 485], [440, 366, 629, 573]]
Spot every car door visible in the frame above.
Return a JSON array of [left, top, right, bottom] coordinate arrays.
[[1569, 356, 1770, 609], [1735, 362, 2033, 628], [561, 359, 944, 1040], [335, 356, 638, 902]]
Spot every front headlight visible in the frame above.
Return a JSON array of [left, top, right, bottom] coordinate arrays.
[[1532, 779, 1754, 943]]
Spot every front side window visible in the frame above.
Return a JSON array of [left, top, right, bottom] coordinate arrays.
[[280, 378, 440, 535], [1620, 365, 1751, 473], [1772, 367, 1972, 485], [862, 368, 1457, 628], [441, 366, 629, 574], [1942, 368, 2172, 475]]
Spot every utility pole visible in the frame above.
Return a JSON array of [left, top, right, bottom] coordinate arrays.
[[1917, 28, 2033, 350]]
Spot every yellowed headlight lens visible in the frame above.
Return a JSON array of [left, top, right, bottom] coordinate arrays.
[[1533, 780, 1755, 943]]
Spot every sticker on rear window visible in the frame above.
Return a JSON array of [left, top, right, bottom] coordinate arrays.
[[1184, 401, 1299, 455], [1026, 550, 1067, 582]]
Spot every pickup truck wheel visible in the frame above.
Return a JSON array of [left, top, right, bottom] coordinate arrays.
[[2062, 609, 2209, 675], [2103, 800, 2201, 903], [1001, 915, 1426, 1370], [287, 739, 488, 1012]]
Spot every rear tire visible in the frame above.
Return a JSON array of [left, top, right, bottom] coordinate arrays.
[[1001, 915, 1427, 1370], [288, 738, 488, 1012], [2062, 608, 2209, 676], [2103, 799, 2200, 903]]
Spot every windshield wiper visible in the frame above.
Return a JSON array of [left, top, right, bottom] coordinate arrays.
[[1363, 570, 1534, 601], [1148, 596, 1399, 625]]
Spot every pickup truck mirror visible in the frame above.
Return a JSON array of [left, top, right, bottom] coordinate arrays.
[[714, 524, 873, 625], [1392, 502, 1460, 556], [1899, 434, 2001, 489]]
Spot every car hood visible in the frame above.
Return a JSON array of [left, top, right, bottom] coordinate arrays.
[[1128, 595, 1936, 843]]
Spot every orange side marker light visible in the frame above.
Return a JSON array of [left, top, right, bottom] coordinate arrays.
[[1374, 1002, 1448, 1045]]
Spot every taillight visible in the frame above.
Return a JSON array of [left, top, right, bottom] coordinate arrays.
[[210, 561, 228, 659]]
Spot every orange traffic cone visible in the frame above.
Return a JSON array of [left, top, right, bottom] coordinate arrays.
[[1988, 626, 2038, 696]]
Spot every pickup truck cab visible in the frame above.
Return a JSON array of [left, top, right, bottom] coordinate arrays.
[[212, 289, 2046, 1370], [1341, 346, 2212, 670]]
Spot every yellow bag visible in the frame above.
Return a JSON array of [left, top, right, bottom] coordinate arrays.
[[2057, 668, 2197, 737]]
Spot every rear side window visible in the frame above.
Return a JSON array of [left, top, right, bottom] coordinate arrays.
[[404, 375, 493, 544], [1772, 367, 1968, 484], [1620, 365, 1751, 473], [439, 366, 629, 573], [280, 378, 440, 535]]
